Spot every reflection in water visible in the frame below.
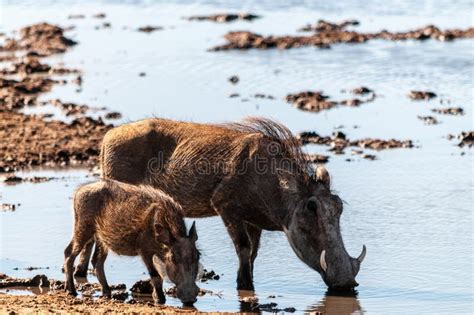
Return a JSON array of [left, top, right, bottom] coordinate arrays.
[[238, 290, 259, 313], [307, 291, 363, 315]]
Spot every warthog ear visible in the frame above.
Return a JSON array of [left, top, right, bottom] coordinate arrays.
[[277, 168, 298, 195], [154, 223, 171, 246], [188, 221, 198, 243], [315, 166, 330, 189]]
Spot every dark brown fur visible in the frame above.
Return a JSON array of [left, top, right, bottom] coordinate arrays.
[[77, 117, 364, 290], [64, 180, 199, 304]]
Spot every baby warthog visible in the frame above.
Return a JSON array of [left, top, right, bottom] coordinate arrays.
[[64, 180, 200, 305]]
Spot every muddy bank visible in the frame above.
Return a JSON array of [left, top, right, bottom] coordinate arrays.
[[285, 88, 375, 113], [298, 131, 414, 155], [0, 22, 120, 173], [0, 111, 111, 172], [211, 23, 473, 51], [0, 293, 193, 314], [0, 23, 77, 56], [188, 13, 260, 23]]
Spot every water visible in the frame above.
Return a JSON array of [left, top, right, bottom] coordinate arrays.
[[0, 1, 473, 314]]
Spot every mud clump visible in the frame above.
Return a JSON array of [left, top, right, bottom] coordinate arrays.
[[130, 279, 153, 295], [298, 131, 413, 155], [1, 23, 77, 56], [299, 19, 359, 32], [408, 90, 437, 100], [417, 115, 439, 125], [240, 298, 296, 313], [93, 13, 106, 19], [211, 24, 473, 51], [0, 274, 50, 288], [0, 112, 111, 172], [49, 99, 89, 116], [200, 269, 221, 282], [137, 26, 163, 33], [1, 203, 18, 211], [351, 86, 373, 95], [68, 14, 85, 19], [448, 131, 474, 147], [228, 75, 239, 84], [188, 13, 260, 23], [254, 93, 275, 100], [112, 291, 129, 301], [286, 88, 375, 113], [0, 77, 59, 111], [305, 153, 329, 164], [432, 107, 463, 115], [0, 57, 50, 75], [105, 111, 122, 119]]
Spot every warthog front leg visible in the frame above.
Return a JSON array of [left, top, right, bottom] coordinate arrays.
[[93, 241, 111, 298], [220, 217, 255, 291], [246, 223, 262, 275], [141, 252, 166, 304]]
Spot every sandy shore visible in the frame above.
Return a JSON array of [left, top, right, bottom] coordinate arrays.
[[0, 293, 238, 314]]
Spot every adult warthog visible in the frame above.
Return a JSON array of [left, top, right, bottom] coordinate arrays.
[[76, 117, 366, 291]]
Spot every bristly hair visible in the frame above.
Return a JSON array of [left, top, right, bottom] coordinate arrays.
[[219, 117, 313, 180]]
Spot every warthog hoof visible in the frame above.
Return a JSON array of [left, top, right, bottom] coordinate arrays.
[[65, 288, 78, 297], [153, 292, 166, 304]]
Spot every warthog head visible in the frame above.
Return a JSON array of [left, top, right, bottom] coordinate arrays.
[[282, 166, 366, 291], [153, 221, 200, 304]]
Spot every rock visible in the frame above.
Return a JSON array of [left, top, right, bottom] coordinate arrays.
[[306, 154, 329, 163], [408, 90, 437, 100], [92, 13, 106, 19], [67, 14, 85, 19], [188, 13, 260, 23], [286, 89, 375, 113], [432, 107, 463, 115], [1, 204, 17, 211], [105, 112, 122, 119], [254, 93, 275, 99], [200, 269, 221, 282], [299, 19, 359, 32], [112, 291, 129, 301], [137, 26, 163, 33], [455, 131, 474, 147], [351, 86, 373, 95], [130, 280, 153, 295], [417, 115, 439, 125], [228, 75, 239, 84]]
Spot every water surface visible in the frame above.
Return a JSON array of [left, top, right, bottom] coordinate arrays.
[[1, 1, 473, 314]]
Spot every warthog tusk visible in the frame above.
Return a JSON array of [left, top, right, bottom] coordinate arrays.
[[357, 245, 367, 263], [320, 250, 327, 272]]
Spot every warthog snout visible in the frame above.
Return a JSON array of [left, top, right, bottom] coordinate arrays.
[[319, 245, 366, 290], [177, 283, 199, 305]]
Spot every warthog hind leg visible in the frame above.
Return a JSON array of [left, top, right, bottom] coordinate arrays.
[[74, 240, 94, 277]]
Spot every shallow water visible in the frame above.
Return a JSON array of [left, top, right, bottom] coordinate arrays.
[[0, 1, 473, 314]]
